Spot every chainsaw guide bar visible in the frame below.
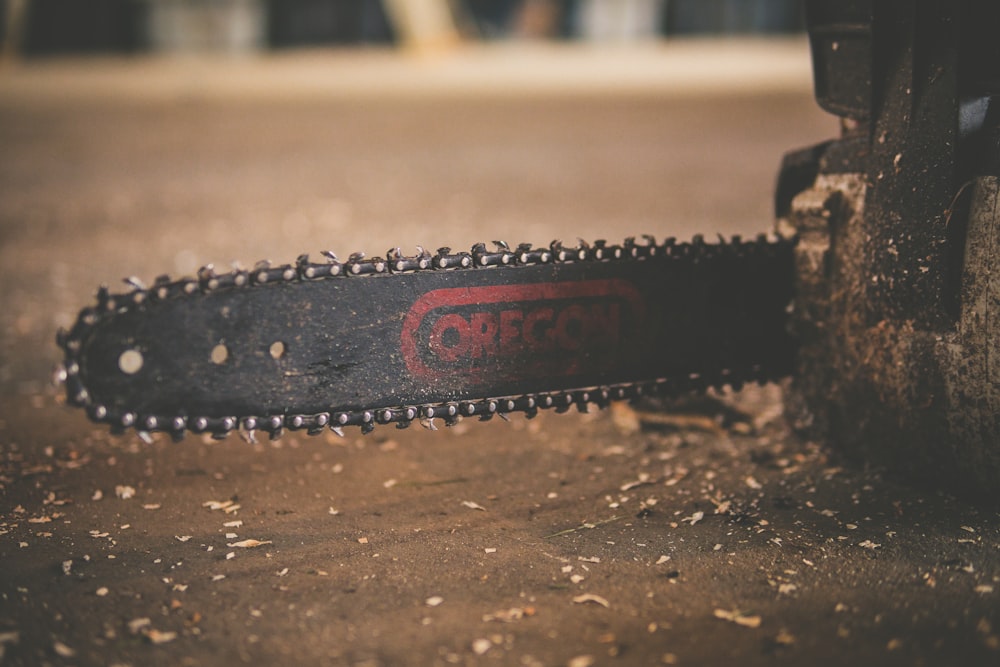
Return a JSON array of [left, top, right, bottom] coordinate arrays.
[[57, 235, 795, 440]]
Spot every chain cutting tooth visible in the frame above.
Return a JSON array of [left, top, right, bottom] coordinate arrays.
[[297, 254, 321, 280], [320, 250, 343, 276], [96, 285, 115, 310]]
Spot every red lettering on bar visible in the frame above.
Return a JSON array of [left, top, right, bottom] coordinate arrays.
[[468, 312, 499, 359], [428, 313, 469, 362], [499, 309, 523, 354]]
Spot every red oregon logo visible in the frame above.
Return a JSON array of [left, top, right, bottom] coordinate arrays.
[[400, 279, 646, 381]]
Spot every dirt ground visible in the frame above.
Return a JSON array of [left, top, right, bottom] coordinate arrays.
[[0, 44, 998, 667]]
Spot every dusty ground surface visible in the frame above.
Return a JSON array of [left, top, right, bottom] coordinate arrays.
[[0, 44, 998, 666]]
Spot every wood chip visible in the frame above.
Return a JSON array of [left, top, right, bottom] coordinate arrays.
[[778, 583, 797, 595], [128, 618, 151, 634], [203, 500, 239, 513], [682, 511, 705, 526], [572, 593, 610, 608], [713, 609, 761, 628], [227, 539, 272, 548], [146, 629, 177, 644], [425, 596, 444, 607], [620, 473, 652, 491], [471, 638, 491, 655], [775, 629, 796, 645], [52, 641, 75, 658], [461, 500, 486, 511], [115, 485, 136, 499], [482, 607, 534, 623]]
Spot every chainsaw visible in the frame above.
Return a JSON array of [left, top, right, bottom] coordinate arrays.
[[56, 0, 1000, 502]]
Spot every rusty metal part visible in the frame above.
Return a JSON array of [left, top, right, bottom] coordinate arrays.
[[783, 0, 1000, 496]]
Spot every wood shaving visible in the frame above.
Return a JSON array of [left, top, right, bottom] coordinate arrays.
[[461, 500, 486, 511], [128, 617, 151, 634], [52, 641, 75, 658], [146, 629, 177, 644], [115, 485, 136, 499], [713, 609, 761, 628], [142, 503, 161, 510], [609, 401, 641, 434], [682, 511, 705, 526], [471, 638, 491, 655], [620, 473, 652, 491], [775, 629, 796, 645], [203, 500, 239, 512], [175, 535, 193, 542], [482, 607, 534, 623], [425, 596, 444, 607], [227, 539, 272, 548], [572, 593, 610, 608]]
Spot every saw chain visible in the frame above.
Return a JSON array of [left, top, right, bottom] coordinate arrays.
[[56, 234, 796, 440]]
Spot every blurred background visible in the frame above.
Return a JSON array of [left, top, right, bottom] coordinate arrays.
[[2, 0, 804, 56]]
